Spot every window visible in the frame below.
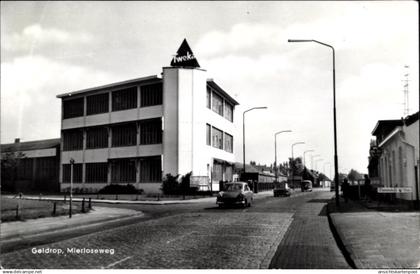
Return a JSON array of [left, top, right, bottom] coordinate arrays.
[[212, 127, 223, 149], [224, 133, 233, 153], [140, 156, 161, 182], [17, 158, 33, 180], [224, 102, 233, 122], [140, 119, 162, 145], [87, 93, 109, 115], [36, 157, 57, 180], [63, 129, 83, 151], [111, 159, 136, 183], [112, 87, 137, 111], [63, 98, 84, 119], [206, 124, 211, 146], [86, 127, 108, 149], [141, 83, 162, 107], [86, 163, 108, 183], [111, 123, 137, 147], [63, 164, 83, 183], [206, 87, 211, 109], [212, 92, 223, 116]]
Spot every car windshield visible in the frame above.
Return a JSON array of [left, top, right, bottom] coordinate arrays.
[[225, 184, 243, 192]]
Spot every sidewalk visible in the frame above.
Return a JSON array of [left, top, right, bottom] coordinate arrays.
[[328, 197, 420, 269], [1, 207, 143, 244]]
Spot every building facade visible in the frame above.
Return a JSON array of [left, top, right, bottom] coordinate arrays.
[[1, 138, 60, 193], [371, 112, 419, 201], [56, 66, 238, 193]]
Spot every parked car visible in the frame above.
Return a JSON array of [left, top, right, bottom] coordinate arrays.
[[273, 181, 291, 197], [216, 182, 253, 208], [301, 180, 313, 192]]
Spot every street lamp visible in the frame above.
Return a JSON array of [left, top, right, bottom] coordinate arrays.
[[314, 158, 323, 171], [69, 158, 75, 218], [303, 149, 314, 169], [311, 154, 321, 170], [274, 130, 292, 181], [291, 142, 305, 185], [288, 38, 339, 207], [243, 107, 267, 174]]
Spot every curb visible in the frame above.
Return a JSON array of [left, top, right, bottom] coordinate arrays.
[[326, 199, 357, 269], [7, 191, 274, 205]]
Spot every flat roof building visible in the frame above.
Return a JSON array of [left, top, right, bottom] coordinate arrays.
[[56, 40, 239, 193]]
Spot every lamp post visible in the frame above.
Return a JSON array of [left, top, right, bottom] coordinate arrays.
[[274, 130, 292, 181], [314, 158, 323, 172], [69, 158, 75, 218], [291, 142, 305, 186], [288, 38, 339, 206], [324, 162, 331, 177], [243, 107, 267, 174], [303, 149, 314, 169], [311, 154, 321, 170]]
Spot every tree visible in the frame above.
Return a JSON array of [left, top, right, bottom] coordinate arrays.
[[1, 151, 26, 192], [347, 169, 363, 183]]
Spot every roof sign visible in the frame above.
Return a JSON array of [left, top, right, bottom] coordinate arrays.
[[170, 39, 200, 68]]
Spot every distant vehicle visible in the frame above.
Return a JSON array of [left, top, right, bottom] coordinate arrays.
[[301, 180, 313, 192], [216, 182, 253, 208], [330, 182, 336, 192], [273, 181, 291, 197]]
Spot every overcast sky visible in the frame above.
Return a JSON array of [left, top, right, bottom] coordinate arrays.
[[1, 1, 419, 176]]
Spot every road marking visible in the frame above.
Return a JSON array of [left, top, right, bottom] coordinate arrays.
[[104, 256, 132, 269]]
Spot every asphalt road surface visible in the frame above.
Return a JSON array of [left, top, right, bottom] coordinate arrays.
[[0, 188, 350, 269]]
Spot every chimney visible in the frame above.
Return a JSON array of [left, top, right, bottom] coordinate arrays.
[[14, 138, 20, 143]]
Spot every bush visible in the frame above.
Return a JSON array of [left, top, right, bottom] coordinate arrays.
[[161, 173, 180, 195], [161, 172, 197, 195], [98, 184, 143, 194]]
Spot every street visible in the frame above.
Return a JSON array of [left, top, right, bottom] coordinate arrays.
[[0, 189, 350, 269]]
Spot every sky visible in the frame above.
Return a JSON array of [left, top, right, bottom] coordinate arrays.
[[1, 1, 419, 177]]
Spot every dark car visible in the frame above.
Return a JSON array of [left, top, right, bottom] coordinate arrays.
[[216, 182, 254, 208], [273, 181, 291, 197], [301, 180, 313, 192]]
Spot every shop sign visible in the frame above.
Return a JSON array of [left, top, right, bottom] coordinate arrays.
[[377, 187, 412, 193]]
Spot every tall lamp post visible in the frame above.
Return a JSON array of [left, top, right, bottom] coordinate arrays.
[[291, 142, 305, 186], [243, 107, 267, 174], [274, 130, 292, 181], [303, 149, 314, 169], [311, 154, 321, 170], [314, 158, 323, 172], [288, 38, 339, 207]]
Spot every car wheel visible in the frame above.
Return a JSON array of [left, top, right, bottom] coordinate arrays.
[[218, 204, 224, 208]]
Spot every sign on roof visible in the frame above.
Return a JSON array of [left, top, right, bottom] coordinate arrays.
[[170, 39, 200, 68]]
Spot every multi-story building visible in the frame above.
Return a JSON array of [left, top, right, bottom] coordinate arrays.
[[56, 44, 238, 193]]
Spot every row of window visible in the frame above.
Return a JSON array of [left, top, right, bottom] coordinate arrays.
[[206, 87, 234, 122], [206, 124, 233, 153], [62, 119, 162, 151], [63, 83, 163, 119], [62, 157, 161, 183], [2, 157, 57, 181]]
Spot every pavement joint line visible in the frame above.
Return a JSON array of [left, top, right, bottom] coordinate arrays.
[[104, 256, 132, 269]]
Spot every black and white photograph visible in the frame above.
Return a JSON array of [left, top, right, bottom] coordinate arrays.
[[0, 1, 419, 272]]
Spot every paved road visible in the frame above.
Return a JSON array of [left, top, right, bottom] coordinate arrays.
[[1, 189, 350, 269]]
